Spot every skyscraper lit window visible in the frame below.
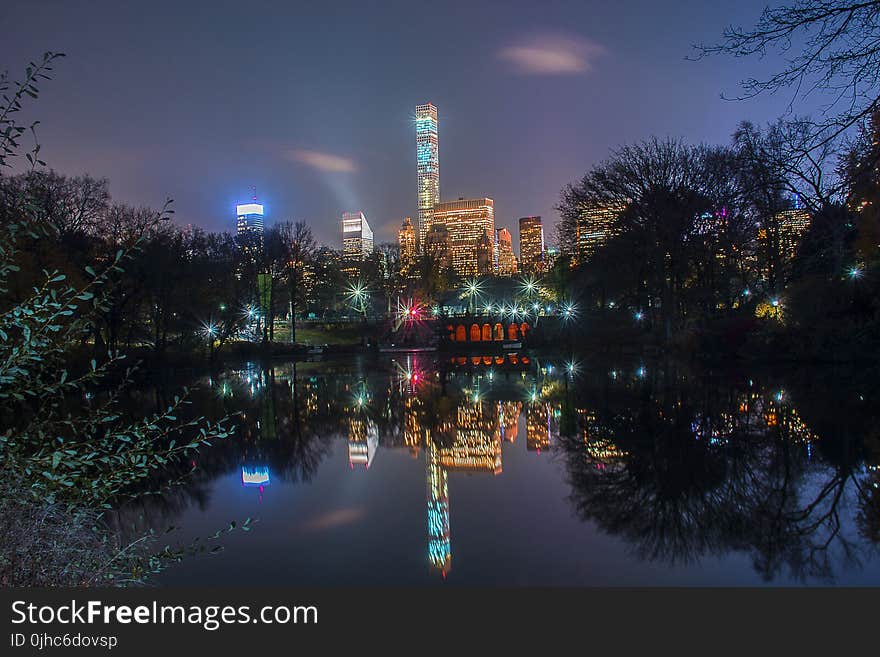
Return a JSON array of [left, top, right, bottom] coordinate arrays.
[[432, 197, 495, 278], [416, 103, 440, 251], [236, 202, 265, 255], [342, 211, 374, 260], [518, 216, 545, 274]]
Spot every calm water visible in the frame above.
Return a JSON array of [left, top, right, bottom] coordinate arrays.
[[126, 353, 880, 586]]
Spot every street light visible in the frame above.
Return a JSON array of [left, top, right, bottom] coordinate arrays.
[[463, 278, 482, 314], [518, 275, 539, 299], [346, 281, 369, 320]]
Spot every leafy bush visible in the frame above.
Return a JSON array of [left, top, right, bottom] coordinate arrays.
[[0, 53, 236, 585]]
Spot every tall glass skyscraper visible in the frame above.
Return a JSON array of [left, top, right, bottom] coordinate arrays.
[[416, 102, 440, 251]]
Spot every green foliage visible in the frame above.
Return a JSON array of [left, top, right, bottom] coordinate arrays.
[[0, 54, 239, 585]]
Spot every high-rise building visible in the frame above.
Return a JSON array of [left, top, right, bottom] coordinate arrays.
[[761, 197, 810, 265], [424, 223, 451, 270], [575, 202, 625, 263], [476, 230, 494, 276], [432, 197, 495, 278], [496, 227, 518, 277], [342, 211, 374, 259], [416, 103, 440, 250], [398, 216, 417, 274], [518, 216, 545, 274], [236, 202, 265, 250]]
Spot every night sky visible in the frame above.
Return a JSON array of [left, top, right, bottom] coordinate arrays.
[[3, 0, 826, 249]]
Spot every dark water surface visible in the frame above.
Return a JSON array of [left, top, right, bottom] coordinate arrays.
[[132, 353, 880, 586]]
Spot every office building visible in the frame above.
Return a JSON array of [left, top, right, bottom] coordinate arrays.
[[416, 102, 440, 250], [424, 223, 452, 270], [518, 216, 545, 274], [476, 230, 494, 276], [575, 202, 625, 263], [342, 211, 374, 259], [236, 201, 265, 251], [496, 227, 518, 277], [398, 216, 417, 274], [432, 197, 495, 278]]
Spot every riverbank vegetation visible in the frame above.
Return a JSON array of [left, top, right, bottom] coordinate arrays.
[[0, 53, 239, 586]]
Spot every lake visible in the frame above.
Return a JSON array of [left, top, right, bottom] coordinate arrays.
[[127, 352, 880, 586]]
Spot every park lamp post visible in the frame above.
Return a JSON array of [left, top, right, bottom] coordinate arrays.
[[464, 279, 481, 315], [202, 320, 218, 360], [346, 282, 369, 322]]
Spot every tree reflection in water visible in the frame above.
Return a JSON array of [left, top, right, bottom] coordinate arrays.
[[556, 360, 880, 582], [116, 354, 879, 584]]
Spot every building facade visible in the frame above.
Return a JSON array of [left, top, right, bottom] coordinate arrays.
[[496, 227, 518, 277], [760, 200, 811, 268], [432, 197, 495, 278], [398, 216, 417, 274], [575, 202, 625, 263], [477, 230, 494, 276], [236, 202, 265, 251], [416, 103, 440, 251], [424, 223, 451, 270], [342, 211, 374, 260], [518, 216, 545, 274]]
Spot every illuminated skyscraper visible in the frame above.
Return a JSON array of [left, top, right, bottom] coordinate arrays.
[[575, 202, 625, 263], [776, 205, 811, 263], [496, 227, 518, 277], [236, 201, 265, 251], [342, 211, 374, 259], [424, 223, 451, 270], [757, 196, 811, 271], [398, 216, 417, 274], [432, 197, 495, 278], [518, 216, 545, 274], [476, 230, 494, 276], [416, 103, 440, 250]]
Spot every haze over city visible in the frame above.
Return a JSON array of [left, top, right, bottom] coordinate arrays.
[[2, 0, 827, 249]]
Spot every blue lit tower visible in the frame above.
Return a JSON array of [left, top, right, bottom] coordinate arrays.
[[236, 189, 265, 252], [415, 103, 440, 252]]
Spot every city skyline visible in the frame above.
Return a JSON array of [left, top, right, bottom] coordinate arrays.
[[2, 0, 830, 250]]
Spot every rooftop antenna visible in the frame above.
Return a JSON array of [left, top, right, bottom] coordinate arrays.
[[251, 185, 257, 202]]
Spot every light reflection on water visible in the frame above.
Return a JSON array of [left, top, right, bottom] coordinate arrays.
[[130, 353, 880, 586]]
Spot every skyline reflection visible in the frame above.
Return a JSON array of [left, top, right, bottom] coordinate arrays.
[[132, 353, 880, 585]]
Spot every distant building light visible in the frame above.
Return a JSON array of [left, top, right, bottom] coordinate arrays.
[[236, 203, 264, 216]]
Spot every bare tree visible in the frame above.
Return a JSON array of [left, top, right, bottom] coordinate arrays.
[[696, 1, 880, 150], [276, 220, 315, 343]]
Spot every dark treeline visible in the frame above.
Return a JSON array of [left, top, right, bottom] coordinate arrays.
[[551, 118, 880, 360], [0, 168, 490, 358]]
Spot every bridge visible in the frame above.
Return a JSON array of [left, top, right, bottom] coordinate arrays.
[[441, 314, 531, 344]]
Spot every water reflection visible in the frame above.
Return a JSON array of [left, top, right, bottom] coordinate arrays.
[[133, 353, 880, 584]]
